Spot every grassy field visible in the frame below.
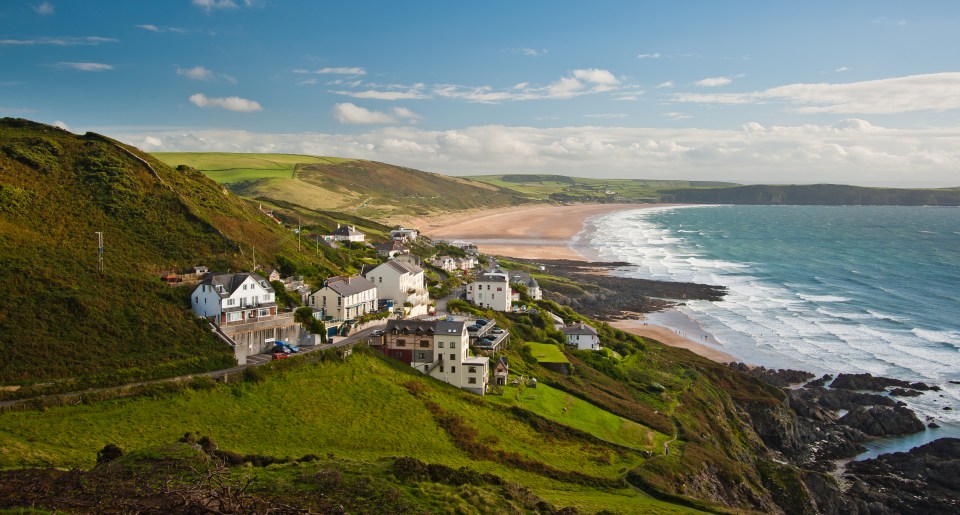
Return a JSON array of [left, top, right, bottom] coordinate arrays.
[[486, 380, 668, 451], [527, 342, 570, 363], [152, 152, 354, 184], [0, 351, 701, 513], [469, 174, 739, 203]]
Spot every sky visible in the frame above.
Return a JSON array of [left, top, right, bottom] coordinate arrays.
[[3, 0, 960, 186]]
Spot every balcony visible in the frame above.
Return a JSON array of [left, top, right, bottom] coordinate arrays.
[[219, 311, 296, 333]]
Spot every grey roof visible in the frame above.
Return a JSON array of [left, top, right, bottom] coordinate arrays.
[[332, 225, 364, 236], [561, 322, 598, 336], [435, 320, 466, 336], [375, 241, 407, 252], [507, 271, 538, 288], [199, 272, 275, 298], [385, 258, 422, 275], [385, 319, 465, 336], [324, 276, 376, 296], [477, 270, 509, 282]]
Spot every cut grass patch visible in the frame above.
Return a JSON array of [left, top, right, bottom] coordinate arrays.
[[527, 342, 570, 364]]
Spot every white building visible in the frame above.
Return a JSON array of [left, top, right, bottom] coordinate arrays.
[[379, 319, 489, 395], [430, 255, 458, 272], [508, 271, 542, 301], [466, 269, 512, 312], [191, 272, 301, 365], [390, 227, 419, 242], [330, 224, 365, 243], [309, 275, 378, 321], [561, 322, 601, 350], [365, 259, 430, 317]]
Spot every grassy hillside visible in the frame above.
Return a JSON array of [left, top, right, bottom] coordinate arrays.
[[0, 349, 702, 514], [155, 152, 530, 220], [470, 174, 737, 203], [0, 120, 361, 389]]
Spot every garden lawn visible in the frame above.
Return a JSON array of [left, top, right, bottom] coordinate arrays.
[[527, 342, 570, 364]]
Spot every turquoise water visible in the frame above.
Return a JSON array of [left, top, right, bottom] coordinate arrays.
[[585, 205, 960, 437]]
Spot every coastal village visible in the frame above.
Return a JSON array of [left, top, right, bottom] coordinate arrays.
[[177, 222, 604, 397]]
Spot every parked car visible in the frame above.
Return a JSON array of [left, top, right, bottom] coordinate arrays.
[[272, 352, 289, 360], [271, 344, 291, 354], [491, 328, 505, 334], [475, 318, 489, 326], [276, 340, 299, 353], [371, 329, 385, 337]]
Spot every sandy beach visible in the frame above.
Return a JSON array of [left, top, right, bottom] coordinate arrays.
[[419, 203, 657, 261], [419, 202, 737, 364]]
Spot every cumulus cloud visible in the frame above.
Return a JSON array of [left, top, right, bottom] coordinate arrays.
[[177, 66, 214, 81], [695, 76, 733, 87], [189, 93, 262, 112], [332, 103, 397, 124], [656, 81, 674, 89], [572, 68, 620, 85], [1, 36, 116, 46], [393, 107, 421, 123], [105, 120, 960, 187], [33, 2, 54, 15], [136, 24, 185, 33], [676, 72, 960, 114], [53, 62, 113, 72], [334, 88, 429, 100], [637, 52, 661, 59]]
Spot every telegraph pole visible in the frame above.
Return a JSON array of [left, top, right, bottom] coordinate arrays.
[[298, 218, 302, 252], [95, 231, 104, 274]]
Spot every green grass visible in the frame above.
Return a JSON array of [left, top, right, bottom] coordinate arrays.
[[0, 351, 702, 513], [152, 152, 352, 185], [486, 381, 668, 451], [469, 174, 737, 202], [527, 342, 570, 364]]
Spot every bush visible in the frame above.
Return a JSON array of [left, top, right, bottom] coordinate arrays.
[[96, 443, 124, 464]]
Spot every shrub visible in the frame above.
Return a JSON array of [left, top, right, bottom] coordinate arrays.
[[96, 443, 124, 465]]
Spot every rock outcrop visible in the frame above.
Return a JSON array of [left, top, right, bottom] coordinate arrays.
[[837, 406, 926, 437]]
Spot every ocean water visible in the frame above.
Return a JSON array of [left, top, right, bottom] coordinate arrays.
[[581, 205, 960, 445]]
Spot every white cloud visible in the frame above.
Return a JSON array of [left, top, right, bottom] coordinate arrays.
[[835, 66, 850, 72], [109, 120, 960, 186], [675, 72, 960, 114], [637, 52, 661, 59], [137, 24, 160, 32], [1, 36, 116, 46], [314, 67, 366, 75], [332, 103, 397, 124], [505, 47, 547, 57], [333, 88, 428, 100], [136, 24, 185, 34], [33, 2, 54, 15], [193, 0, 238, 10], [663, 112, 692, 120], [189, 93, 262, 112], [695, 76, 733, 87], [656, 81, 674, 89], [572, 68, 619, 85], [52, 120, 71, 131], [177, 66, 214, 81], [393, 107, 421, 123], [585, 113, 628, 119], [53, 62, 113, 72]]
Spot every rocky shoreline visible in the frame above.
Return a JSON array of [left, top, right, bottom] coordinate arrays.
[[734, 366, 959, 512]]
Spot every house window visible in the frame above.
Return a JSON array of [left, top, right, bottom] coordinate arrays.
[[396, 339, 406, 347], [440, 365, 444, 372], [418, 352, 425, 360], [450, 342, 455, 349], [449, 354, 455, 361], [227, 299, 235, 306], [420, 340, 430, 348], [227, 312, 242, 322], [468, 367, 476, 373], [438, 341, 444, 348], [468, 377, 476, 384], [259, 308, 270, 317], [450, 366, 455, 373], [194, 296, 198, 304]]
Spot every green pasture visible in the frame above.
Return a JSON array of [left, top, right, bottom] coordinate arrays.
[[152, 152, 355, 184], [527, 342, 570, 364]]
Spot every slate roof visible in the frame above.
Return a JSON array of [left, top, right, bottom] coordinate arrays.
[[561, 322, 598, 336], [508, 271, 539, 288], [477, 270, 509, 282], [385, 258, 423, 275], [332, 225, 364, 237], [375, 241, 407, 253], [324, 276, 376, 296], [200, 272, 275, 298]]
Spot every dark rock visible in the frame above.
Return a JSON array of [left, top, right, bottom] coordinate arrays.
[[838, 405, 926, 437], [795, 386, 895, 411], [803, 374, 832, 389], [929, 422, 941, 429], [944, 406, 953, 411], [890, 388, 923, 397], [909, 382, 940, 391], [949, 380, 960, 385], [732, 364, 814, 387], [845, 438, 960, 514], [831, 372, 912, 391]]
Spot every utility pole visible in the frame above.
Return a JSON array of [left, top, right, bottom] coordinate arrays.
[[252, 246, 256, 271], [298, 218, 302, 252], [95, 231, 104, 274]]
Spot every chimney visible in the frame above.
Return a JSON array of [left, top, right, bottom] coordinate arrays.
[[337, 223, 341, 229]]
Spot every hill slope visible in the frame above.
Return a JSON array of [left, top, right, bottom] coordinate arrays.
[[155, 152, 529, 220], [660, 183, 960, 205], [0, 119, 351, 387]]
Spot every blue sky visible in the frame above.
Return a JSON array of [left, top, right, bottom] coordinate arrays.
[[3, 0, 960, 186]]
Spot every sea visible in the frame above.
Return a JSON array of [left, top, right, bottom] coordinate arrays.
[[578, 205, 960, 457]]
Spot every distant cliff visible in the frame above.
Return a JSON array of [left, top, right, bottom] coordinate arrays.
[[660, 184, 960, 206]]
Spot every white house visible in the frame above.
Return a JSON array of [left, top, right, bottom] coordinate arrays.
[[375, 241, 408, 258], [365, 259, 430, 317], [391, 227, 419, 241], [191, 272, 301, 365], [508, 271, 542, 301], [378, 319, 489, 395], [561, 322, 601, 350], [466, 269, 512, 312], [430, 255, 458, 272], [309, 275, 378, 321], [330, 224, 365, 243]]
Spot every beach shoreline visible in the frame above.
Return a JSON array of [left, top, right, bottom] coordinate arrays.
[[419, 202, 737, 363]]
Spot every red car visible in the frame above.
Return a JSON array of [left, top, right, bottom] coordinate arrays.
[[272, 352, 289, 360]]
